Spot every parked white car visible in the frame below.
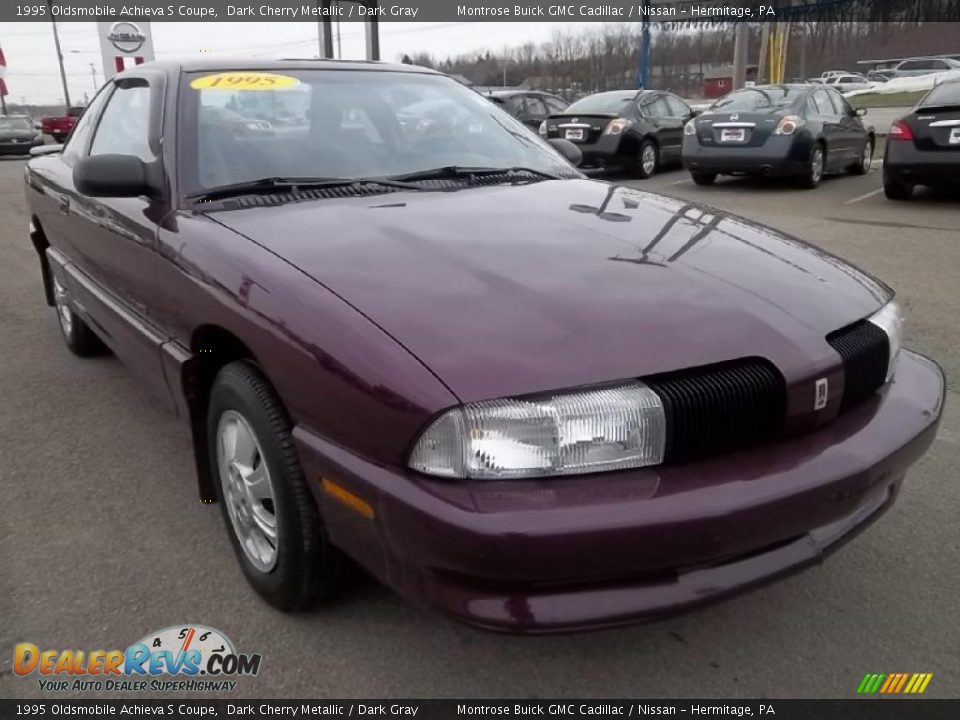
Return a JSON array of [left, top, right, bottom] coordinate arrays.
[[825, 74, 873, 93]]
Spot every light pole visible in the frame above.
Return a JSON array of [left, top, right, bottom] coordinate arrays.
[[45, 0, 72, 111], [88, 63, 98, 93]]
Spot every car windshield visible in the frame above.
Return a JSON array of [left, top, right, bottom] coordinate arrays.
[[564, 92, 636, 114], [179, 68, 573, 195], [921, 82, 960, 107], [0, 117, 32, 131], [711, 87, 804, 112]]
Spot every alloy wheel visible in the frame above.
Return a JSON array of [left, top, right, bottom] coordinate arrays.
[[811, 147, 824, 184], [52, 275, 73, 336], [641, 144, 657, 176], [217, 409, 279, 573]]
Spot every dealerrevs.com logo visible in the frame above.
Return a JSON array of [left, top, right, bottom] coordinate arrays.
[[14, 625, 262, 693]]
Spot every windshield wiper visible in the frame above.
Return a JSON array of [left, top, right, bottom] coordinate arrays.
[[388, 166, 560, 183], [187, 176, 422, 202]]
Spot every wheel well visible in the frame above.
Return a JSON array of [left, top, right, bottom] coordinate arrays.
[[30, 216, 55, 307], [184, 325, 256, 502]]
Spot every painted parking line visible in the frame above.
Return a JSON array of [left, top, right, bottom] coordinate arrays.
[[844, 187, 884, 205]]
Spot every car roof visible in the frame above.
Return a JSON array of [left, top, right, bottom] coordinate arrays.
[[118, 57, 443, 78], [735, 83, 812, 93], [573, 89, 648, 101], [488, 89, 558, 98]]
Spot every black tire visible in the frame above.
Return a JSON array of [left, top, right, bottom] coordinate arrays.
[[883, 171, 914, 200], [691, 171, 717, 186], [51, 273, 107, 357], [848, 137, 874, 175], [799, 143, 825, 189], [207, 360, 341, 611], [635, 139, 658, 179]]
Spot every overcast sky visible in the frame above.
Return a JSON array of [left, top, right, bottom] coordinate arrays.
[[1, 21, 612, 104]]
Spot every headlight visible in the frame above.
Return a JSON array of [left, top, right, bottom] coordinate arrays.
[[603, 118, 631, 135], [868, 300, 902, 382], [409, 382, 666, 479], [684, 120, 696, 135], [538, 120, 547, 136], [773, 115, 805, 135]]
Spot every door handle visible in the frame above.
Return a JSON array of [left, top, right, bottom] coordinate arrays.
[[58, 195, 70, 214]]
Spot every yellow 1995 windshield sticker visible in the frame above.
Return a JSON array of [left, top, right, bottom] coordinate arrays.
[[190, 72, 300, 91]]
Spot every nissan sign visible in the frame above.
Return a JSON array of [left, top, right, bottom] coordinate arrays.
[[106, 22, 146, 54]]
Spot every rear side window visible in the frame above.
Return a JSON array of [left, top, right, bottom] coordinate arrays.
[[665, 95, 691, 117], [811, 89, 836, 115], [921, 82, 960, 107], [523, 96, 548, 121], [544, 96, 568, 114], [89, 84, 154, 161], [640, 96, 671, 118]]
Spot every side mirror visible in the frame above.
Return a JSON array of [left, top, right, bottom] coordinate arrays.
[[855, 107, 868, 117], [73, 154, 154, 198], [30, 144, 63, 157], [689, 109, 702, 118], [548, 138, 583, 167]]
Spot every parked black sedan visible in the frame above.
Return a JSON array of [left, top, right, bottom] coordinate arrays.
[[682, 84, 875, 188], [486, 90, 569, 130], [540, 89, 695, 178], [883, 78, 960, 199], [0, 115, 44, 156]]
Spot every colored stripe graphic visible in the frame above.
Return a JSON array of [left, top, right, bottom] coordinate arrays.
[[858, 673, 933, 694]]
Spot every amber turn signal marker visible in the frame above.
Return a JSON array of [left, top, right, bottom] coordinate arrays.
[[321, 478, 374, 519]]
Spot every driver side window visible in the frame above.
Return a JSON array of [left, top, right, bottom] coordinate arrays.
[[89, 84, 154, 162], [61, 85, 113, 165], [831, 91, 854, 116]]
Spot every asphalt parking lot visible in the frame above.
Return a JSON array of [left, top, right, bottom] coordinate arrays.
[[1, 154, 958, 700]]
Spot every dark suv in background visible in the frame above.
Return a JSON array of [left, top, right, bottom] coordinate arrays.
[[486, 89, 569, 130]]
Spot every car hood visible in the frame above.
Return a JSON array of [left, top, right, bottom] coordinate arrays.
[[212, 179, 891, 402], [0, 130, 37, 140]]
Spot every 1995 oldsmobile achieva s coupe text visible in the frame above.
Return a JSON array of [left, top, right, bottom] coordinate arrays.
[[25, 59, 944, 633]]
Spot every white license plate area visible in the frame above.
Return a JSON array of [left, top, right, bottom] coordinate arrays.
[[720, 128, 747, 142], [565, 128, 584, 141], [949, 127, 960, 144]]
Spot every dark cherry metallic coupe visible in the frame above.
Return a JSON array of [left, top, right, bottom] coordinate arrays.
[[25, 60, 944, 633]]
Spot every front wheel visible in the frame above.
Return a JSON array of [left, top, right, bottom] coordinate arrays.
[[799, 144, 825, 189], [208, 360, 342, 611], [635, 140, 658, 179], [691, 171, 717, 186]]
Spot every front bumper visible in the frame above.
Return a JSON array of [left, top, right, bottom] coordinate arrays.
[[294, 350, 944, 633], [682, 135, 811, 176], [884, 142, 960, 186], [0, 140, 41, 155]]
